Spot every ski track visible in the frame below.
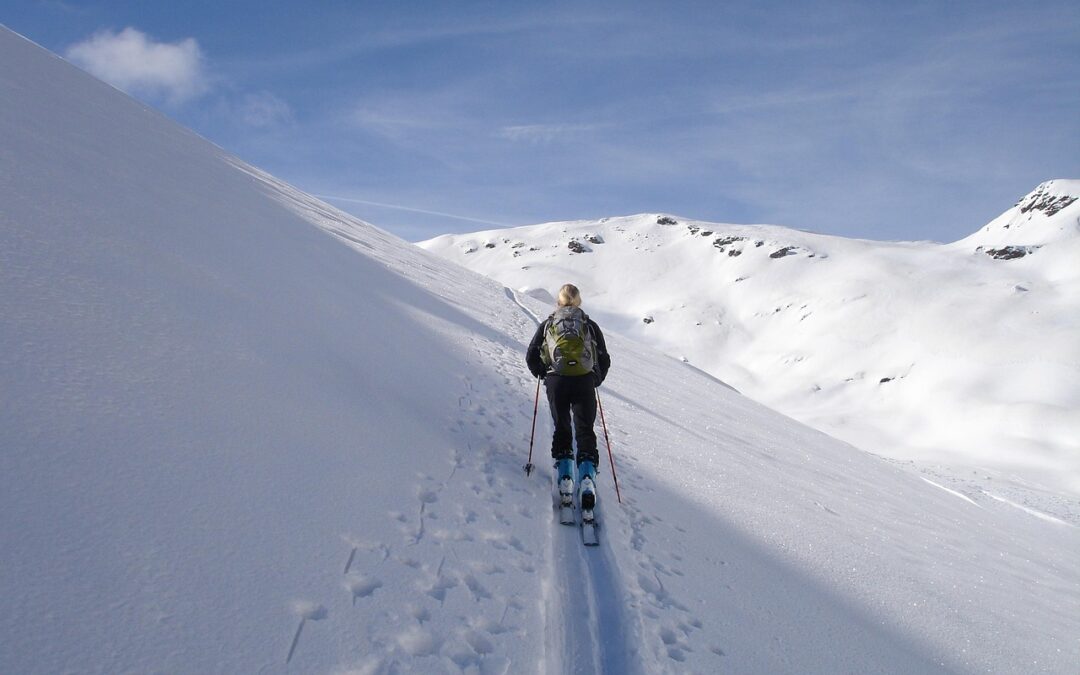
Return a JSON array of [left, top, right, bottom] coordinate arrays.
[[919, 477, 981, 508], [548, 504, 597, 675], [504, 286, 542, 325], [585, 530, 640, 675], [547, 463, 642, 675]]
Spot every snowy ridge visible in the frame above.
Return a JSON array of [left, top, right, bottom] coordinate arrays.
[[420, 188, 1080, 499], [3, 26, 1079, 674], [960, 179, 1080, 249]]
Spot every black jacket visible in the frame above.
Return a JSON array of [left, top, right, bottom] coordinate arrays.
[[526, 313, 610, 384]]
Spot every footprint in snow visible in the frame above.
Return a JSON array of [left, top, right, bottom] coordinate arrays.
[[406, 603, 431, 624], [425, 577, 457, 604], [463, 573, 493, 602], [417, 487, 439, 504], [345, 575, 383, 604], [396, 625, 441, 657]]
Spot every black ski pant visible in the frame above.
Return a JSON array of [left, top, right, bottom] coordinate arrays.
[[544, 373, 598, 466]]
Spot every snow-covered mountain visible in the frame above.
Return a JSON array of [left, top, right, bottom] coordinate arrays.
[[2, 26, 1079, 674], [420, 184, 1080, 499]]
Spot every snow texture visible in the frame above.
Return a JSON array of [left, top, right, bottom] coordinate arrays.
[[2, 27, 1079, 674]]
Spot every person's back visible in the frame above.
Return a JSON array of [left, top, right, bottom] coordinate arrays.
[[525, 284, 610, 517]]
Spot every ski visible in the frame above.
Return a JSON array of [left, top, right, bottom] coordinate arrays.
[[580, 513, 599, 546], [555, 460, 576, 526], [579, 473, 599, 546], [559, 504, 576, 526], [553, 460, 599, 545]]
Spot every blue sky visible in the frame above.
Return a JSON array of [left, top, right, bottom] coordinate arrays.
[[5, 1, 1079, 242]]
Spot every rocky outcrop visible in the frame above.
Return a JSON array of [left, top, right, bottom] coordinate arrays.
[[977, 245, 1041, 260], [1019, 184, 1078, 217]]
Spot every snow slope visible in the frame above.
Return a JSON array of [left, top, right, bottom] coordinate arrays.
[[420, 187, 1080, 499], [2, 27, 1079, 674]]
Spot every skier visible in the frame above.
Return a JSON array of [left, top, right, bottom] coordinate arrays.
[[526, 284, 610, 525]]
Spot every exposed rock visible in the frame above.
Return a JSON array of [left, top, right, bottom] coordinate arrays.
[[1018, 185, 1078, 217], [713, 235, 744, 248], [713, 235, 747, 255], [657, 216, 678, 226], [770, 246, 798, 259], [584, 233, 604, 244], [642, 316, 655, 324], [484, 242, 496, 249], [567, 240, 590, 254], [977, 245, 1040, 260]]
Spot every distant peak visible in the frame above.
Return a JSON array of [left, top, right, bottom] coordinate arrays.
[[1015, 180, 1080, 218], [957, 179, 1080, 251]]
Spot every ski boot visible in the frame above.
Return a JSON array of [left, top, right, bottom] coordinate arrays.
[[556, 457, 575, 525], [578, 461, 597, 513]]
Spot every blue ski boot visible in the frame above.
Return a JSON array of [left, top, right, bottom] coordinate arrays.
[[578, 461, 597, 512], [556, 458, 575, 504], [556, 458, 576, 525]]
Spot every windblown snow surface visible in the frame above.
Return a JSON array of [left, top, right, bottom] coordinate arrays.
[[420, 186, 1080, 508], [2, 27, 1078, 674]]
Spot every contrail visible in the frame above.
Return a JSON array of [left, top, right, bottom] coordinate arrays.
[[313, 194, 512, 228]]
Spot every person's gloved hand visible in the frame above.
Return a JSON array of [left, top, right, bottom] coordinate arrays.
[[528, 359, 547, 379]]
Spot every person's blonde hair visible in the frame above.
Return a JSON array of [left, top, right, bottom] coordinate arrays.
[[557, 284, 582, 307]]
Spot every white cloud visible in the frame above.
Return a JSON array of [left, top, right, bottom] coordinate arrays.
[[65, 27, 207, 104]]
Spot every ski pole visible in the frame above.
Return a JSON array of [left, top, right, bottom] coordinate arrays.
[[524, 376, 541, 476], [596, 390, 622, 503]]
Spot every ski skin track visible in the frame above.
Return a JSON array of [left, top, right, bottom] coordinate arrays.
[[547, 467, 642, 674], [549, 471, 599, 675]]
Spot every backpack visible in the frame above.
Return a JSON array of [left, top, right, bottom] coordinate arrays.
[[542, 306, 596, 376]]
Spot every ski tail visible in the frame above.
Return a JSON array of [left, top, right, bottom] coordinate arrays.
[[581, 520, 599, 546]]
